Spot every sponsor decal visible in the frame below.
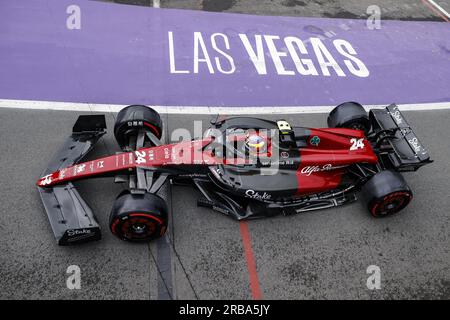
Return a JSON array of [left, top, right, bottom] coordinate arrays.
[[129, 152, 134, 164], [59, 168, 66, 179], [300, 164, 347, 176], [97, 161, 104, 168], [75, 164, 86, 173], [164, 147, 170, 159], [40, 174, 53, 186], [127, 120, 143, 127], [271, 159, 294, 166], [280, 151, 289, 159], [245, 189, 272, 200], [408, 137, 421, 152], [171, 148, 179, 162], [310, 135, 321, 146], [213, 206, 230, 215], [67, 229, 92, 237], [178, 173, 208, 178], [392, 109, 403, 125]]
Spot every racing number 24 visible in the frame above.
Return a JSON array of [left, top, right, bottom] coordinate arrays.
[[350, 138, 365, 151]]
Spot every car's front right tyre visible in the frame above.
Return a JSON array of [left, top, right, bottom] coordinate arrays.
[[114, 105, 163, 150], [328, 101, 371, 134]]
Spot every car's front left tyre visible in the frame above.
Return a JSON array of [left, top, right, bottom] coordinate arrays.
[[109, 192, 168, 242]]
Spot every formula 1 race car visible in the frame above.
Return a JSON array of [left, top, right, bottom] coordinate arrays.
[[37, 102, 432, 245]]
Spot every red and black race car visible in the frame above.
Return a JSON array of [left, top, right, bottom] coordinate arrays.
[[37, 102, 432, 245]]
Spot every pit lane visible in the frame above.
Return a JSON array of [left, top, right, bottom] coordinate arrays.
[[0, 107, 448, 299]]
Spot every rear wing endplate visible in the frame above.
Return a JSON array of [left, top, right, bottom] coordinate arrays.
[[369, 104, 432, 171]]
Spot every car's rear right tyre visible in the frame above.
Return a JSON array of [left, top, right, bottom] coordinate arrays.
[[361, 170, 413, 217]]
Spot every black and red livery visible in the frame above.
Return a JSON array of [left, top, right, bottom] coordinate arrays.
[[37, 102, 432, 245]]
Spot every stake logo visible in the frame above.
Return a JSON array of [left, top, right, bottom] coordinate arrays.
[[67, 229, 92, 237], [408, 137, 421, 152], [245, 189, 272, 200], [392, 110, 403, 125]]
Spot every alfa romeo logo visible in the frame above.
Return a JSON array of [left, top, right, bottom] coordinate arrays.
[[310, 135, 320, 146]]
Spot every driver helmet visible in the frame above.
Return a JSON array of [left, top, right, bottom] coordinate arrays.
[[245, 132, 266, 154]]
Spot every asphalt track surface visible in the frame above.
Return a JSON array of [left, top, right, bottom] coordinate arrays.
[[0, 107, 449, 299], [109, 0, 449, 21]]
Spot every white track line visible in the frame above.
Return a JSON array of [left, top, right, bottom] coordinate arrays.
[[0, 99, 450, 114], [425, 0, 450, 18]]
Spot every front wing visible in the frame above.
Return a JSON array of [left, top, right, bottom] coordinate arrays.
[[37, 115, 106, 245]]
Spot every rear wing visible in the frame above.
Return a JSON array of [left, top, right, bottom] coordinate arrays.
[[369, 104, 432, 172], [37, 115, 106, 245]]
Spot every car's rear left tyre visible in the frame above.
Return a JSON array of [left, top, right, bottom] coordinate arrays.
[[109, 192, 168, 242], [361, 170, 413, 217], [114, 105, 163, 150], [327, 101, 371, 134]]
